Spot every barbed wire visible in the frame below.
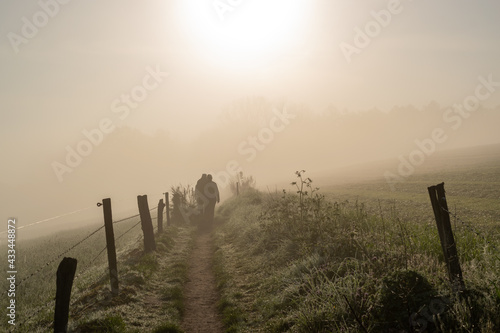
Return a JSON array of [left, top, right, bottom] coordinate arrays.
[[1, 193, 163, 234], [76, 219, 143, 282], [0, 205, 96, 235], [112, 205, 156, 224], [4, 223, 116, 329], [75, 216, 144, 282], [113, 213, 141, 224], [115, 220, 142, 243], [1, 225, 105, 299], [59, 220, 143, 282], [69, 222, 143, 305], [12, 224, 143, 332], [14, 214, 143, 298], [11, 213, 148, 296], [67, 221, 145, 322], [4, 210, 147, 296], [14, 296, 55, 332], [73, 244, 108, 284], [3, 195, 167, 331], [441, 206, 500, 260]]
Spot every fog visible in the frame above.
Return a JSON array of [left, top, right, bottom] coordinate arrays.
[[1, 1, 500, 239], [3, 99, 500, 240]]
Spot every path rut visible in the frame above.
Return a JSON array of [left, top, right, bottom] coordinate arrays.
[[181, 230, 224, 333]]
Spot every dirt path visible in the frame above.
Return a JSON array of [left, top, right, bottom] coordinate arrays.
[[181, 229, 224, 333]]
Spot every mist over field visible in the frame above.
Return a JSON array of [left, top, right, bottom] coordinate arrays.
[[1, 0, 500, 239], [2, 101, 500, 240]]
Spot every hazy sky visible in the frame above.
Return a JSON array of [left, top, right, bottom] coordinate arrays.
[[2, 1, 499, 139], [1, 0, 499, 234]]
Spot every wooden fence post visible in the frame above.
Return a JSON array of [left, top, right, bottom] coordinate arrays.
[[54, 257, 77, 333], [157, 198, 165, 234], [428, 182, 465, 292], [137, 195, 156, 253], [165, 192, 171, 227], [102, 198, 119, 296]]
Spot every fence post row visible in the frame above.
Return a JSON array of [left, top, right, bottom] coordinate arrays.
[[54, 257, 77, 333], [137, 195, 156, 253], [102, 198, 119, 296], [157, 198, 165, 233], [427, 182, 465, 293], [165, 192, 171, 227], [51, 193, 163, 330]]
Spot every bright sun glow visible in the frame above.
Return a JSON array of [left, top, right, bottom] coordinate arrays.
[[179, 0, 309, 69]]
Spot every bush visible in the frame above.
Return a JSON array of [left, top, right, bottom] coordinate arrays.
[[374, 270, 437, 331]]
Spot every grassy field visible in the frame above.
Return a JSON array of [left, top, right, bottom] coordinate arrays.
[[212, 150, 500, 332], [2, 145, 499, 332]]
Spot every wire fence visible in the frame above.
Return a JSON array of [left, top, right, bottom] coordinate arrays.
[[1, 224, 105, 299], [14, 295, 55, 332], [442, 206, 500, 261], [0, 205, 96, 235], [2, 193, 167, 330], [113, 213, 141, 224], [10, 214, 142, 329], [115, 220, 143, 243]]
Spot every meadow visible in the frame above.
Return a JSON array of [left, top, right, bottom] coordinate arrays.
[[212, 149, 500, 332], [2, 145, 499, 332]]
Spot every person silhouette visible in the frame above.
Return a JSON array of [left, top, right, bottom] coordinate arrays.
[[193, 174, 209, 225], [203, 174, 219, 225], [195, 174, 207, 211]]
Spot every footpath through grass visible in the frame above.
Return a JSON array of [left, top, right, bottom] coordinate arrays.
[[68, 225, 196, 333], [2, 224, 196, 333], [213, 175, 500, 332]]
